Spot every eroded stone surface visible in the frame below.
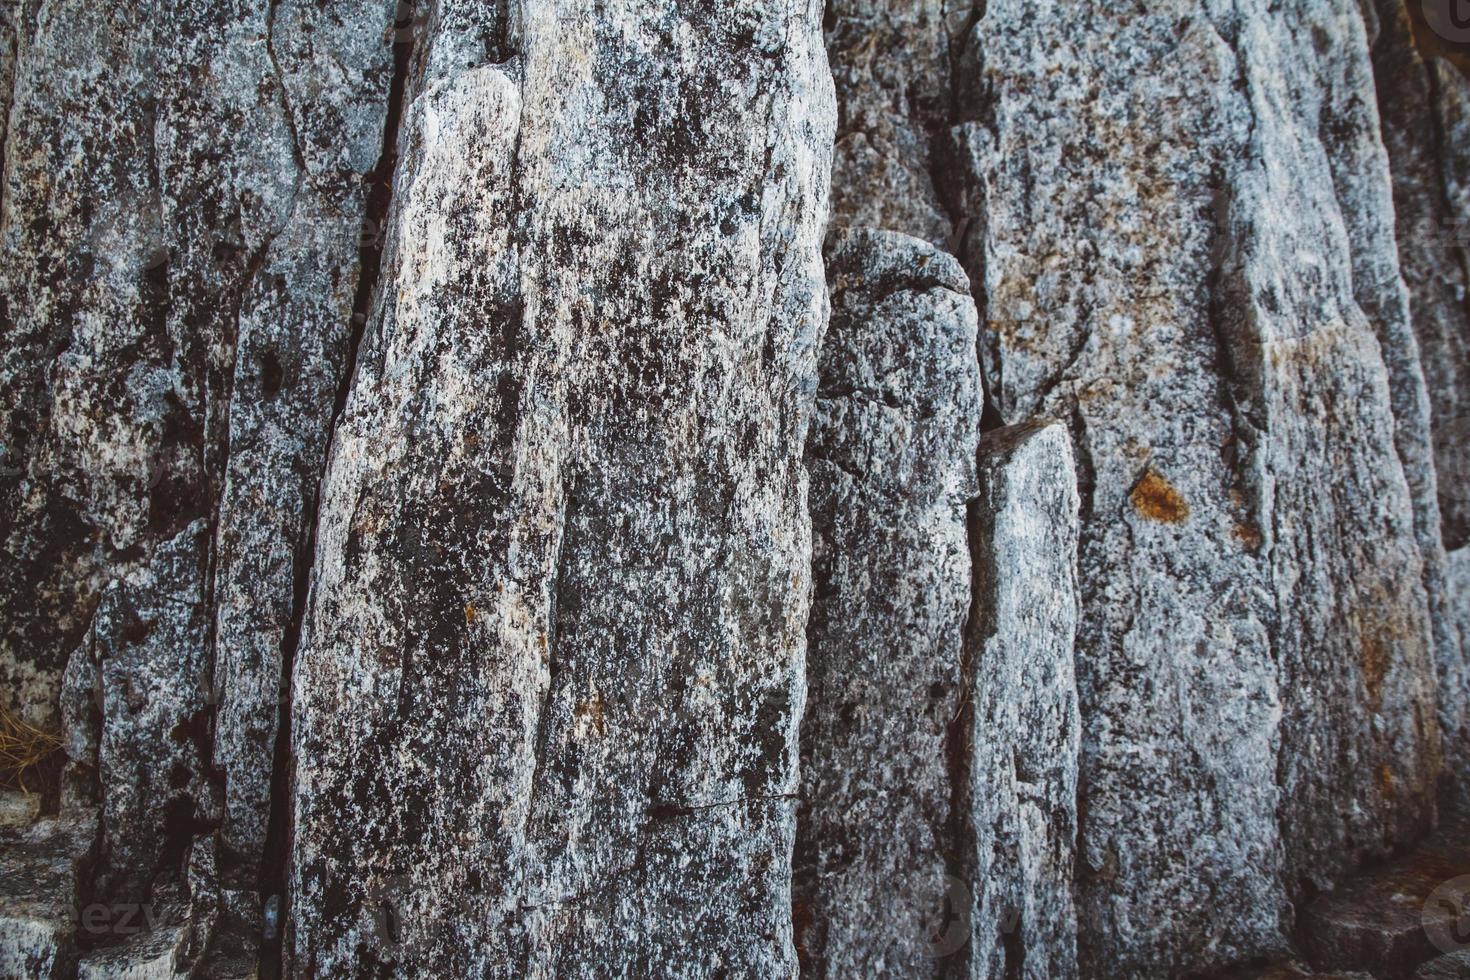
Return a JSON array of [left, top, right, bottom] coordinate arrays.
[[1369, 0, 1470, 802], [795, 227, 980, 975], [966, 420, 1080, 980], [68, 521, 213, 907], [948, 2, 1442, 972], [0, 0, 396, 922], [0, 811, 94, 980], [1301, 815, 1470, 977], [286, 1, 835, 973], [1416, 949, 1470, 979], [823, 0, 971, 246]]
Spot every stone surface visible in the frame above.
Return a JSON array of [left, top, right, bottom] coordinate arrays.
[[823, 0, 970, 246], [66, 520, 214, 906], [0, 0, 396, 917], [285, 1, 834, 974], [794, 227, 980, 975], [1300, 815, 1470, 978], [965, 420, 1081, 980], [1417, 949, 1470, 980], [0, 0, 1467, 977], [947, 2, 1444, 971], [1371, 3, 1470, 555], [0, 811, 94, 980], [1370, 0, 1470, 802]]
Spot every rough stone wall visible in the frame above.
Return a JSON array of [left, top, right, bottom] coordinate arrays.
[[795, 227, 981, 975], [0, 0, 396, 935], [0, 0, 1465, 977], [965, 420, 1081, 980], [946, 2, 1444, 972], [1371, 0, 1470, 796], [285, 1, 834, 973]]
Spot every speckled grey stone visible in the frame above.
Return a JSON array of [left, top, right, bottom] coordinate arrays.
[[285, 1, 835, 974], [965, 420, 1080, 980], [66, 520, 213, 907], [948, 2, 1442, 973], [795, 227, 980, 976], [1371, 4, 1470, 799], [0, 810, 94, 980], [823, 0, 972, 246]]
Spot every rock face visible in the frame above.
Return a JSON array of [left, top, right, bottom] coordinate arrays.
[[795, 227, 981, 975], [284, 1, 834, 973], [1371, 0, 1470, 795], [1299, 815, 1470, 977], [946, 2, 1444, 971], [965, 420, 1081, 980], [0, 0, 396, 920], [0, 0, 1467, 977], [824, 0, 968, 246]]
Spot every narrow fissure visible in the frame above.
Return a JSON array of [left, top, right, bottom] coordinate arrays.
[[941, 483, 987, 980], [253, 5, 419, 975]]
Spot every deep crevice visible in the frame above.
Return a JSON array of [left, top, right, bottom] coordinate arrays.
[[253, 4, 419, 975], [940, 467, 989, 980]]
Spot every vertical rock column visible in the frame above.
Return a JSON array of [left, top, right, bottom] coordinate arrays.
[[1370, 0, 1470, 795], [795, 228, 981, 975], [824, 0, 969, 246], [949, 1, 1441, 971], [0, 0, 393, 930], [966, 420, 1081, 980], [286, 0, 835, 974]]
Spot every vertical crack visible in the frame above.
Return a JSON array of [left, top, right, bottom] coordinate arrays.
[[941, 474, 986, 980], [254, 4, 418, 975]]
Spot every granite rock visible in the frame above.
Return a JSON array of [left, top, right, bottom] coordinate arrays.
[[965, 420, 1081, 980], [947, 2, 1444, 971], [284, 1, 835, 974], [795, 227, 981, 975]]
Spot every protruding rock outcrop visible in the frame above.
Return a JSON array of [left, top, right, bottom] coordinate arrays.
[[965, 420, 1081, 980], [0, 0, 396, 927], [947, 3, 1444, 970], [285, 2, 835, 973], [796, 227, 981, 974]]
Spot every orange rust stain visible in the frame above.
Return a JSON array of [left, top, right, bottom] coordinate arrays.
[[1362, 629, 1388, 711], [1130, 469, 1190, 524], [1379, 763, 1396, 800], [1232, 522, 1262, 551], [464, 602, 476, 624]]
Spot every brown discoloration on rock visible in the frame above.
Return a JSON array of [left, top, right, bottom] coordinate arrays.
[[1130, 469, 1190, 524], [573, 696, 605, 739], [1363, 630, 1389, 711], [1378, 763, 1396, 799], [1234, 522, 1264, 552]]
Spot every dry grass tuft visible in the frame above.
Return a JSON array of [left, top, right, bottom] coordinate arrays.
[[0, 702, 63, 795]]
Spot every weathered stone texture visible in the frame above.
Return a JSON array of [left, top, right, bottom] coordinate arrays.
[[966, 420, 1080, 980], [795, 227, 980, 975], [64, 520, 213, 906], [949, 1, 1442, 972], [0, 811, 93, 979], [286, 1, 834, 974], [0, 0, 395, 939], [1372, 1, 1470, 794], [824, 0, 970, 246], [0, 1, 1466, 978]]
